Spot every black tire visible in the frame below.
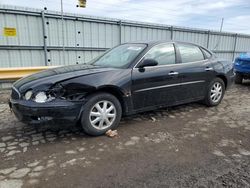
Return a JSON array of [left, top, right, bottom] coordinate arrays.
[[80, 92, 122, 136], [235, 73, 243, 84], [204, 78, 225, 107]]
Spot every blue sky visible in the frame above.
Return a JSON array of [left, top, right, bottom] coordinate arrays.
[[1, 0, 250, 34]]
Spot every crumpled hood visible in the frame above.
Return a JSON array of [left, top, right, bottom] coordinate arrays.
[[13, 64, 117, 92]]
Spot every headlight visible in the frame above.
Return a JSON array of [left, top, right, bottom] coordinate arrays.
[[34, 91, 55, 103], [24, 90, 33, 100]]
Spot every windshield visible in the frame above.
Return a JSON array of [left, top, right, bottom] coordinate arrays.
[[92, 44, 146, 68]]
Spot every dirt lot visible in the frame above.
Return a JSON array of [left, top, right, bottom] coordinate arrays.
[[0, 83, 250, 188]]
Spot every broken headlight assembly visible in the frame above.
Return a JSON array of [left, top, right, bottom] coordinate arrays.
[[32, 84, 66, 103], [23, 90, 55, 103], [23, 84, 63, 103], [23, 84, 87, 103], [34, 91, 55, 103]]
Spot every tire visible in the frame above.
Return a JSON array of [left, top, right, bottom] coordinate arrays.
[[80, 92, 122, 136], [235, 73, 243, 84], [204, 78, 225, 107]]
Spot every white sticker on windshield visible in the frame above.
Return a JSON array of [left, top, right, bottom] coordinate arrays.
[[127, 47, 143, 51]]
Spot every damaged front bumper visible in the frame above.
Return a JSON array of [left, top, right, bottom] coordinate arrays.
[[9, 99, 84, 125]]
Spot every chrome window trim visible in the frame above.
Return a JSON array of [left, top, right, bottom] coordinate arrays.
[[134, 80, 205, 93], [133, 42, 207, 69], [136, 59, 208, 69]]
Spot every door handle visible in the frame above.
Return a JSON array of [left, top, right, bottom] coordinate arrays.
[[168, 71, 179, 76], [205, 67, 213, 71]]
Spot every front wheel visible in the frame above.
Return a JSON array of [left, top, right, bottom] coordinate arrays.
[[204, 78, 225, 107], [80, 92, 122, 136]]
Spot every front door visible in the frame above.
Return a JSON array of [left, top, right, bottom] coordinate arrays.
[[131, 43, 183, 110]]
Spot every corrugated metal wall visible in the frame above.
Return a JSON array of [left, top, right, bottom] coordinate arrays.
[[1, 5, 250, 68]]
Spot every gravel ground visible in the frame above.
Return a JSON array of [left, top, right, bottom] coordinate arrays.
[[0, 82, 250, 188]]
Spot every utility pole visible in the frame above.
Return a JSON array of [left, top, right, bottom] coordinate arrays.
[[219, 18, 224, 33], [213, 18, 224, 50]]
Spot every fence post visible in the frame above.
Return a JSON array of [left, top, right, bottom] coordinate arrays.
[[41, 11, 48, 66], [119, 20, 122, 44], [170, 26, 174, 40], [232, 33, 238, 61], [206, 30, 210, 49]]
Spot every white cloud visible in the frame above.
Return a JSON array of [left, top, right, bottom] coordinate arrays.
[[1, 0, 250, 34], [224, 15, 250, 34]]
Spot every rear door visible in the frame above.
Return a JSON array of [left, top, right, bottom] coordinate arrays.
[[131, 43, 184, 110], [176, 43, 216, 101]]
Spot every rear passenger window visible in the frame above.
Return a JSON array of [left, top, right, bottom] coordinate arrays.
[[178, 44, 204, 63], [144, 43, 176, 65]]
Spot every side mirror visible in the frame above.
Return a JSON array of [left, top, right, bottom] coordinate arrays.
[[138, 59, 158, 68]]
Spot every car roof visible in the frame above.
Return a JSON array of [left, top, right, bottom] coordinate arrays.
[[124, 40, 202, 48]]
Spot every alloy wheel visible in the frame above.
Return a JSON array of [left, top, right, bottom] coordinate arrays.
[[210, 82, 223, 103], [89, 100, 117, 130]]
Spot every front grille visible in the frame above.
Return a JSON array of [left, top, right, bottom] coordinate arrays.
[[11, 87, 21, 100]]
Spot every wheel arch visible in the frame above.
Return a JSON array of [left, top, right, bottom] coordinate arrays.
[[216, 74, 228, 89], [87, 85, 127, 116]]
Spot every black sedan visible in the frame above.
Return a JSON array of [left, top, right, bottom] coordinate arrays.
[[10, 41, 235, 136]]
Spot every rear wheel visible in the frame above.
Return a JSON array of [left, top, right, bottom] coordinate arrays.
[[80, 92, 122, 136], [235, 73, 243, 84], [204, 78, 225, 107]]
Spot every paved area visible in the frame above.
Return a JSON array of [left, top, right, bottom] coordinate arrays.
[[0, 83, 250, 188]]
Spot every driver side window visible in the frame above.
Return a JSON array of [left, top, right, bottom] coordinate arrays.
[[144, 43, 176, 65]]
